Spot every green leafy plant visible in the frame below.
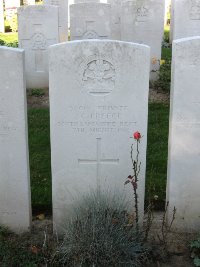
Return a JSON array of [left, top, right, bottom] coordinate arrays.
[[153, 59, 171, 92], [191, 237, 200, 266], [0, 39, 5, 46], [30, 88, 45, 97], [163, 26, 170, 45], [0, 226, 43, 266], [6, 41, 18, 48], [0, 39, 18, 47]]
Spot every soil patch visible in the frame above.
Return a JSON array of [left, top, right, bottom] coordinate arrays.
[[147, 212, 195, 267], [149, 88, 170, 104], [27, 88, 49, 108]]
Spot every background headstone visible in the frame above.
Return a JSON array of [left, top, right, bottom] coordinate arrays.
[[107, 0, 121, 40], [23, 0, 35, 5], [167, 36, 200, 232], [121, 0, 165, 78], [18, 5, 59, 88], [4, 0, 21, 9], [0, 0, 4, 33], [70, 3, 111, 40], [121, 0, 136, 41], [172, 0, 200, 40], [0, 46, 31, 233], [5, 0, 20, 20], [43, 0, 68, 42], [49, 40, 150, 229]]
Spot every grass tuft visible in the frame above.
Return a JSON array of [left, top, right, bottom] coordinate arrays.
[[52, 190, 148, 267]]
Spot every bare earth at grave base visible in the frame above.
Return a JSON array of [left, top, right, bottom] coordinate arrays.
[[1, 214, 195, 266], [5, 213, 194, 267]]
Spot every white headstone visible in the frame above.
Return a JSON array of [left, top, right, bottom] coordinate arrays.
[[107, 0, 121, 40], [172, 0, 200, 40], [5, 0, 20, 20], [43, 0, 68, 42], [121, 0, 165, 77], [49, 40, 150, 229], [70, 3, 111, 40], [0, 47, 31, 233], [0, 0, 4, 33], [18, 5, 59, 89], [167, 36, 200, 232], [5, 0, 21, 9]]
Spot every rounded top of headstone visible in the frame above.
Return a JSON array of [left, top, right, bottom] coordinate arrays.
[[17, 4, 58, 15]]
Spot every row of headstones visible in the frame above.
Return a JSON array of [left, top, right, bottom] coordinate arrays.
[[16, 0, 200, 89], [1, 36, 200, 233], [17, 0, 165, 88], [2, 0, 200, 42]]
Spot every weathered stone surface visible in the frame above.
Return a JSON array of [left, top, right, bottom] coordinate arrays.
[[167, 37, 200, 232], [121, 0, 165, 77], [49, 40, 150, 229], [18, 5, 59, 88], [107, 0, 121, 40], [70, 3, 111, 40], [0, 47, 31, 233], [43, 0, 68, 42], [172, 0, 200, 40]]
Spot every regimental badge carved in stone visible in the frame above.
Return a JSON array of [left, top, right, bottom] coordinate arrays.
[[136, 6, 149, 22], [31, 33, 47, 50], [82, 58, 116, 96], [190, 0, 200, 20], [83, 31, 99, 39]]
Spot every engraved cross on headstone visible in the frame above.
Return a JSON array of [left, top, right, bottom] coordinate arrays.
[[78, 138, 119, 186]]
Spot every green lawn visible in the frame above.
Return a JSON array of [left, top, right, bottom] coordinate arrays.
[[146, 103, 170, 206], [28, 109, 51, 208], [28, 104, 170, 208], [162, 47, 172, 60], [0, 33, 18, 44]]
